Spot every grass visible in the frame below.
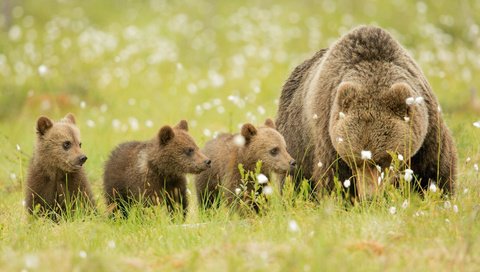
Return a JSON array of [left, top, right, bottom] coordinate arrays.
[[1, 0, 480, 271]]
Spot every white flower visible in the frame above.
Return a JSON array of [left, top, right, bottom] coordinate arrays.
[[86, 120, 96, 128], [463, 188, 469, 194], [145, 120, 154, 128], [107, 240, 116, 249], [288, 220, 300, 232], [79, 251, 87, 258], [453, 205, 459, 213], [398, 154, 404, 161], [257, 174, 268, 184], [474, 163, 479, 172], [361, 150, 372, 160], [402, 200, 409, 209], [404, 116, 410, 122], [437, 105, 442, 112], [22, 200, 26, 207], [414, 97, 424, 104], [444, 201, 451, 209], [343, 179, 351, 188], [10, 173, 17, 180], [100, 104, 108, 113], [375, 165, 382, 172], [312, 114, 318, 120], [235, 188, 241, 195], [16, 144, 21, 151], [389, 206, 397, 215], [429, 183, 437, 193], [404, 169, 413, 182], [24, 254, 39, 269], [339, 112, 345, 119], [80, 101, 86, 109], [233, 134, 246, 147], [473, 121, 480, 128], [38, 64, 49, 76], [405, 97, 415, 105], [186, 189, 192, 195], [203, 129, 211, 137], [263, 185, 273, 196], [317, 161, 323, 168], [466, 157, 471, 163]]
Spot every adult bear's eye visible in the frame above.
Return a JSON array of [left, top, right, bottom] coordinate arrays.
[[185, 148, 194, 156], [63, 141, 71, 150], [79, 142, 82, 148], [269, 147, 279, 156]]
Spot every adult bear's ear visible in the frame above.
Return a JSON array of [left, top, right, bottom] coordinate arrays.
[[241, 123, 257, 144], [264, 118, 276, 129], [385, 82, 415, 117], [336, 82, 358, 111], [174, 120, 188, 131], [36, 116, 53, 136], [158, 126, 175, 146]]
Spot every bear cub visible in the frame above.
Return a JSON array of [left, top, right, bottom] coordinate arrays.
[[25, 113, 95, 218], [103, 120, 210, 217], [195, 119, 295, 212]]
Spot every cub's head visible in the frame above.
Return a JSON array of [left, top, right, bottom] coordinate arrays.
[[329, 82, 429, 197], [154, 120, 211, 174], [35, 113, 87, 172], [239, 119, 296, 174]]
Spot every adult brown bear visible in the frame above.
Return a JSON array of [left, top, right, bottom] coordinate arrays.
[[276, 26, 457, 199]]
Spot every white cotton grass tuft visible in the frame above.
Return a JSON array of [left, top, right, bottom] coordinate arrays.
[[263, 185, 273, 196], [107, 240, 116, 249], [474, 163, 479, 172], [398, 154, 404, 161], [444, 201, 451, 209], [466, 157, 471, 163], [429, 183, 437, 193], [235, 188, 241, 195], [453, 205, 459, 213], [16, 144, 21, 151], [414, 96, 424, 104], [317, 161, 323, 168], [339, 112, 345, 119], [79, 250, 87, 259], [405, 97, 415, 105], [343, 179, 351, 188], [389, 206, 397, 215], [473, 121, 480, 128], [233, 134, 246, 147], [288, 220, 300, 232], [404, 169, 413, 182], [360, 150, 372, 160], [24, 254, 39, 269], [38, 64, 49, 76], [257, 174, 268, 184]]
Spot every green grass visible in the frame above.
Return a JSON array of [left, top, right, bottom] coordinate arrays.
[[1, 0, 480, 271]]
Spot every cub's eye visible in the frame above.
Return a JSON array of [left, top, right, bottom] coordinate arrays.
[[63, 141, 71, 150], [185, 148, 195, 156], [269, 147, 279, 156], [79, 143, 82, 148]]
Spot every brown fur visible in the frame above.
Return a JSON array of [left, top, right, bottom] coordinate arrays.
[[25, 113, 95, 218], [195, 119, 295, 211], [276, 26, 457, 198], [103, 120, 210, 217]]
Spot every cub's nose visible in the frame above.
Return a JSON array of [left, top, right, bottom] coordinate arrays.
[[205, 159, 212, 167], [289, 159, 296, 171], [79, 155, 88, 166]]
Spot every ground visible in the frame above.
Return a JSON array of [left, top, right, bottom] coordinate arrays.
[[0, 0, 479, 271]]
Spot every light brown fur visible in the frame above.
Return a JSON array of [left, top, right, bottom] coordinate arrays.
[[25, 113, 95, 218], [195, 119, 295, 211], [276, 26, 457, 198], [103, 120, 210, 217]]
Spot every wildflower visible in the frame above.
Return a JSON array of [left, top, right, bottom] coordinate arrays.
[[16, 144, 21, 151], [463, 188, 469, 194], [22, 200, 26, 207], [257, 174, 268, 184], [128, 117, 139, 131], [389, 206, 397, 215], [10, 173, 17, 180], [233, 135, 246, 147], [474, 163, 479, 172], [473, 121, 480, 128], [398, 154, 404, 161], [80, 101, 86, 109], [453, 205, 459, 213], [405, 97, 415, 105], [288, 220, 300, 232], [361, 150, 372, 160], [437, 105, 442, 112], [343, 179, 351, 188], [429, 183, 437, 193], [86, 120, 96, 128], [466, 157, 471, 163], [444, 201, 451, 209], [317, 161, 323, 168], [100, 104, 108, 113], [79, 251, 87, 259], [339, 112, 345, 119], [375, 165, 382, 172], [263, 185, 273, 195], [24, 254, 39, 269], [38, 64, 49, 76], [402, 200, 409, 209], [235, 188, 241, 195], [257, 106, 266, 115], [404, 169, 413, 182], [203, 129, 211, 137], [145, 120, 154, 128], [186, 189, 192, 195], [108, 240, 116, 249], [312, 114, 318, 120]]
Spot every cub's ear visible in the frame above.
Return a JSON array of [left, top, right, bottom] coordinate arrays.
[[336, 82, 358, 111], [264, 118, 276, 129], [63, 113, 76, 124], [158, 126, 175, 146], [37, 116, 53, 136], [175, 120, 189, 131], [241, 123, 257, 143], [385, 82, 414, 115]]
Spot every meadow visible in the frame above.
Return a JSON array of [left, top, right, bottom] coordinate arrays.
[[1, 0, 480, 271]]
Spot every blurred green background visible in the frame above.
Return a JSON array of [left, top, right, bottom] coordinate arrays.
[[1, 0, 479, 192]]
